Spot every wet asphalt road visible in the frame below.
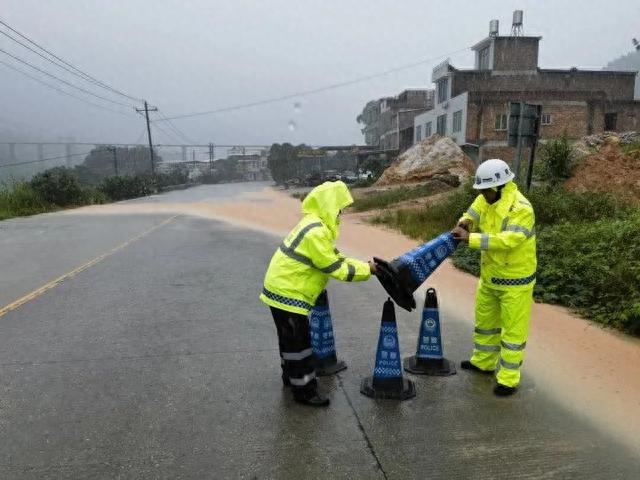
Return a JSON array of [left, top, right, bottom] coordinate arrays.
[[0, 184, 639, 479]]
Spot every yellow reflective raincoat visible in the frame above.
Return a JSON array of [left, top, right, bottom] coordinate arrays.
[[459, 181, 537, 388], [260, 181, 371, 315], [460, 181, 536, 290]]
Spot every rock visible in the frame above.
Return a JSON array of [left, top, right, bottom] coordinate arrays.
[[375, 135, 475, 187]]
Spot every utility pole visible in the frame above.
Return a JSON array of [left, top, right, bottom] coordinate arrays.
[[209, 143, 214, 174], [136, 101, 157, 174], [109, 146, 118, 176]]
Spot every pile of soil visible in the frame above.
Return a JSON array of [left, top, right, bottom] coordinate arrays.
[[376, 135, 475, 187], [565, 139, 640, 203]]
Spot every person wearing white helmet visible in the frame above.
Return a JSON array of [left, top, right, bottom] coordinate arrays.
[[451, 159, 537, 396]]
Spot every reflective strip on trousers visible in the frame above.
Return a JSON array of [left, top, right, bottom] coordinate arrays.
[[289, 372, 317, 386], [474, 343, 500, 352], [282, 348, 313, 361], [501, 340, 526, 351], [500, 358, 522, 370], [475, 327, 501, 335]]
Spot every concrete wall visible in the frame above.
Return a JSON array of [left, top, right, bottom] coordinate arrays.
[[492, 37, 539, 71], [414, 92, 468, 145], [451, 70, 636, 101]]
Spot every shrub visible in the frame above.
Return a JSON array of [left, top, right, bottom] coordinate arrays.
[[535, 214, 640, 335], [0, 182, 49, 220], [30, 167, 84, 206], [538, 136, 574, 185], [100, 175, 155, 201]]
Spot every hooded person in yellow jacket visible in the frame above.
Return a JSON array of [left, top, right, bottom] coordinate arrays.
[[260, 181, 376, 407], [451, 159, 536, 397]]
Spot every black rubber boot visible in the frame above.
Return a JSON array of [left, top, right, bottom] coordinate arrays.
[[293, 392, 330, 407], [493, 383, 517, 397], [460, 360, 494, 374]]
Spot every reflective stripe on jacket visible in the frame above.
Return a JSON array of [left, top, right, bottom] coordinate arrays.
[[260, 181, 371, 315], [459, 181, 537, 290]]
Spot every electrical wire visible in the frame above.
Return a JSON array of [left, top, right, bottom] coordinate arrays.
[[0, 18, 143, 103], [155, 110, 196, 144], [152, 120, 183, 144], [0, 48, 134, 108], [0, 59, 134, 117], [0, 151, 92, 169], [158, 47, 470, 121]]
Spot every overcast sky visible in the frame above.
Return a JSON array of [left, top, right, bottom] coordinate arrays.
[[1, 0, 639, 147]]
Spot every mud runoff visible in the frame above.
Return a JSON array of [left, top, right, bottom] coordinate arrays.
[[68, 183, 640, 455]]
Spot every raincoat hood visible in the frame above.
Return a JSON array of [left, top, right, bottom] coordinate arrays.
[[301, 181, 353, 238]]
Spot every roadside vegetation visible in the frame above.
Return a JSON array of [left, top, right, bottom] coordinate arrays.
[[350, 181, 452, 212], [0, 166, 188, 221], [366, 138, 640, 336]]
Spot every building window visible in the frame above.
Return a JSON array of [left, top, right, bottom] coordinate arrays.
[[415, 124, 422, 143], [436, 114, 447, 136], [425, 122, 432, 138], [604, 113, 617, 131], [436, 77, 449, 103], [453, 110, 463, 133], [478, 46, 490, 70], [495, 114, 508, 131], [541, 113, 552, 125]]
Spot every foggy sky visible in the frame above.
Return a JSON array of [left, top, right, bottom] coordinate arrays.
[[1, 0, 639, 147]]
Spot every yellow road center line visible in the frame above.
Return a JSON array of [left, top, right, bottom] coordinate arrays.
[[0, 215, 177, 319]]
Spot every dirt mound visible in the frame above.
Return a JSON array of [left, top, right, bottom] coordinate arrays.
[[376, 135, 475, 186], [565, 139, 640, 203]]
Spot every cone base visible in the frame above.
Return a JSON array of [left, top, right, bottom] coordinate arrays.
[[403, 356, 457, 376], [359, 376, 416, 400], [316, 358, 347, 377]]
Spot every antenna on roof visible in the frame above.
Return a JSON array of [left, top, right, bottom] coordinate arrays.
[[512, 10, 523, 36]]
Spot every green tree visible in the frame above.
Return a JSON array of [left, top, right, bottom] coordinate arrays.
[[268, 143, 300, 184]]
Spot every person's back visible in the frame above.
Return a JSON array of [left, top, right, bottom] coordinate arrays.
[[260, 181, 375, 406]]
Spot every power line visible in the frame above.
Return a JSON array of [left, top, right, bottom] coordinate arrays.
[[0, 59, 134, 117], [0, 151, 91, 169], [152, 120, 183, 144], [0, 18, 143, 103], [155, 110, 196, 144], [158, 47, 469, 122], [0, 48, 134, 108]]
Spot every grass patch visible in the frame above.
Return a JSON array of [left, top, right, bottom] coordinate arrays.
[[351, 182, 452, 212], [0, 182, 52, 220]]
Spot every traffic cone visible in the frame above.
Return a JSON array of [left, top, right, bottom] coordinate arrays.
[[360, 298, 416, 400], [403, 288, 456, 376], [374, 232, 458, 312], [309, 290, 347, 376]]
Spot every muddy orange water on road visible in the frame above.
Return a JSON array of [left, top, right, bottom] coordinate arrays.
[[72, 186, 640, 454]]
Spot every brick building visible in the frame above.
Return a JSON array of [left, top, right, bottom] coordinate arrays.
[[358, 89, 434, 152], [414, 18, 640, 164]]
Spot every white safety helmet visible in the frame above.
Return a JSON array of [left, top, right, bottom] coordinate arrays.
[[473, 159, 515, 190]]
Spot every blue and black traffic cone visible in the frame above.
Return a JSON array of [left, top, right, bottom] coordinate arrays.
[[360, 298, 416, 400], [309, 290, 347, 376], [403, 287, 456, 376], [374, 232, 458, 312]]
